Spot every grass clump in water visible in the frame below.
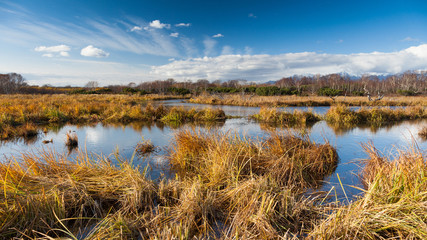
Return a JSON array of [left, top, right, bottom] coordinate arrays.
[[418, 126, 427, 139], [326, 105, 427, 128], [252, 107, 320, 126]]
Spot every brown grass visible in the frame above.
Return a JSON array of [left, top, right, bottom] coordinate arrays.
[[0, 94, 227, 140], [190, 94, 427, 107], [309, 142, 427, 239], [252, 107, 320, 126], [326, 105, 427, 128]]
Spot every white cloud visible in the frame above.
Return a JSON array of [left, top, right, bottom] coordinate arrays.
[[212, 33, 224, 38], [34, 44, 70, 57], [35, 44, 70, 52], [151, 44, 427, 82], [80, 45, 109, 58], [149, 20, 170, 29], [175, 23, 191, 27], [170, 32, 179, 38], [130, 26, 142, 32], [248, 13, 257, 18], [203, 38, 217, 56]]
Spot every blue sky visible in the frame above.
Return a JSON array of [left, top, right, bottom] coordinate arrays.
[[1, 0, 427, 86]]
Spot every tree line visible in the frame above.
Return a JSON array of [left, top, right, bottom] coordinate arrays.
[[1, 71, 426, 96]]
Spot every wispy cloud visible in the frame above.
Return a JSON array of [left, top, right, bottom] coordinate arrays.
[[212, 33, 224, 38], [152, 44, 427, 81], [203, 38, 217, 56], [401, 36, 419, 42], [130, 26, 142, 32], [81, 45, 109, 57], [170, 32, 179, 38], [0, 5, 182, 57], [248, 13, 257, 18], [34, 44, 70, 57], [175, 23, 191, 27]]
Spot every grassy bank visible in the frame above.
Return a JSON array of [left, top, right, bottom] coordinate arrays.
[[0, 94, 225, 140], [189, 94, 427, 107]]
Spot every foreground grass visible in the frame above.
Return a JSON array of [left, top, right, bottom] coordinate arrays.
[[1, 129, 426, 239], [190, 94, 427, 107], [0, 129, 338, 239], [0, 94, 225, 140], [309, 143, 427, 239]]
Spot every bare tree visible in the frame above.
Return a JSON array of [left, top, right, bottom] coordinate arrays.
[[85, 81, 99, 90]]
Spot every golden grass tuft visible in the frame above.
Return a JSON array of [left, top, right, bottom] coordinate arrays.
[[252, 107, 320, 126], [309, 142, 427, 239], [0, 150, 156, 239], [169, 129, 338, 190]]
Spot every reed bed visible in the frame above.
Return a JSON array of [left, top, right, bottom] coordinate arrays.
[[309, 143, 427, 239], [190, 94, 427, 107], [0, 129, 339, 239], [251, 107, 320, 126], [0, 150, 156, 239], [0, 94, 226, 140], [169, 129, 338, 191], [326, 105, 427, 127]]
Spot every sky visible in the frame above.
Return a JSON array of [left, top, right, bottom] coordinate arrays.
[[1, 0, 427, 86]]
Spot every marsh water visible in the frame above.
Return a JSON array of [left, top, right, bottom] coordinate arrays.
[[1, 100, 426, 200]]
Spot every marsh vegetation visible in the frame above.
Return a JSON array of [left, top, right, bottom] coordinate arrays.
[[0, 94, 426, 239]]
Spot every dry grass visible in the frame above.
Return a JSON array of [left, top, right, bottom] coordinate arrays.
[[252, 107, 320, 126], [0, 129, 338, 239], [0, 150, 156, 239], [309, 143, 427, 239], [326, 105, 427, 128], [169, 129, 338, 190], [190, 94, 427, 107], [0, 94, 226, 140]]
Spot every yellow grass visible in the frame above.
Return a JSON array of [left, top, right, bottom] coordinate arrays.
[[190, 94, 427, 107]]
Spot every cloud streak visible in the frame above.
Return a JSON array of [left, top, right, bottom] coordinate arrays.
[[152, 44, 427, 81], [0, 6, 182, 57], [34, 44, 70, 57]]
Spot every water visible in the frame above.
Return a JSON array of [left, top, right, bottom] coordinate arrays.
[[1, 102, 426, 199]]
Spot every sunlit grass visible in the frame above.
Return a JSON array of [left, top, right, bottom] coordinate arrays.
[[326, 105, 427, 128], [251, 107, 320, 126], [0, 95, 227, 140], [190, 94, 427, 107], [309, 142, 427, 239]]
